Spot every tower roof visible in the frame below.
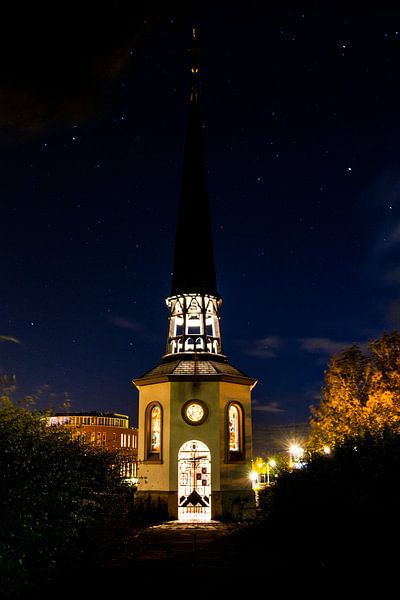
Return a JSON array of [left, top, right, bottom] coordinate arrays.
[[133, 353, 257, 388], [170, 54, 218, 298]]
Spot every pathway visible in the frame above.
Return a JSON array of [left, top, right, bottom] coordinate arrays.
[[131, 520, 243, 568], [53, 521, 248, 595], [123, 520, 246, 590]]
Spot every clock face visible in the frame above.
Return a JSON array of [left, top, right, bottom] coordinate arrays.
[[186, 402, 204, 422], [182, 400, 208, 425]]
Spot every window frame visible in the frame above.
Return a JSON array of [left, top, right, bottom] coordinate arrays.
[[226, 401, 245, 462], [145, 402, 163, 462]]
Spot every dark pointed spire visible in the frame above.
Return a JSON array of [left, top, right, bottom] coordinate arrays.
[[170, 28, 219, 298]]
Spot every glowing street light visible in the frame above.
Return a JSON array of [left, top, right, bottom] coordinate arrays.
[[250, 470, 258, 484], [249, 470, 260, 507], [289, 443, 304, 469]]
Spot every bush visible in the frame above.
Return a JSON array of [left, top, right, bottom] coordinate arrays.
[[0, 396, 134, 597], [247, 431, 400, 578]]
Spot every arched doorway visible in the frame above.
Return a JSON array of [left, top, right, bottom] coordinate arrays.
[[178, 440, 211, 522]]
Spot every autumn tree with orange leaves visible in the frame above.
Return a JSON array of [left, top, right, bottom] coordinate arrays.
[[308, 331, 400, 450]]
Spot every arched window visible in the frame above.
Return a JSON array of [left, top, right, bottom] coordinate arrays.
[[227, 403, 244, 461], [150, 405, 161, 452], [146, 403, 162, 460], [185, 337, 194, 351], [195, 337, 204, 350]]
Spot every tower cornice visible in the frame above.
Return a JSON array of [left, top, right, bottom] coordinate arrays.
[[133, 374, 258, 389]]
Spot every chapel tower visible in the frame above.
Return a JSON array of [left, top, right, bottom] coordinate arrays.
[[133, 30, 256, 521]]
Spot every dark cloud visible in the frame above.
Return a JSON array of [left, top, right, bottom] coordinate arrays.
[[299, 337, 368, 355], [244, 336, 283, 358], [383, 267, 400, 285], [0, 4, 161, 140], [299, 337, 351, 354], [109, 316, 145, 332], [252, 399, 285, 413], [0, 336, 21, 344]]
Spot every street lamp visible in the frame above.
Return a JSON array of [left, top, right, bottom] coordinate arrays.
[[250, 470, 258, 485], [289, 443, 304, 469], [249, 470, 260, 508]]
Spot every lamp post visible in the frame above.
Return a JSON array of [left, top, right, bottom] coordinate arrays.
[[266, 459, 276, 485], [250, 470, 259, 507]]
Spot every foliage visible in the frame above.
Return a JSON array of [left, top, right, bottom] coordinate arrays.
[[0, 389, 135, 597], [251, 455, 285, 490], [130, 492, 169, 524], [247, 431, 400, 578], [252, 454, 289, 474], [251, 456, 268, 476], [309, 331, 400, 449]]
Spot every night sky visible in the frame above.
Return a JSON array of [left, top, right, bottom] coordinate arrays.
[[2, 4, 400, 444]]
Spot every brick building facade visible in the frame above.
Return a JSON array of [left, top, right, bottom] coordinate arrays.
[[48, 412, 138, 481]]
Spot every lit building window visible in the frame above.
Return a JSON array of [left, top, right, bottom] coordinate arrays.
[[165, 294, 222, 356], [229, 405, 239, 451], [195, 337, 204, 350], [187, 315, 202, 335], [148, 404, 162, 456], [185, 337, 194, 351], [228, 403, 244, 460]]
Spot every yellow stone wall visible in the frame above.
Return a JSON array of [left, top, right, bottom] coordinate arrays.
[[219, 381, 253, 491], [136, 377, 254, 503], [136, 381, 171, 492], [169, 380, 222, 492]]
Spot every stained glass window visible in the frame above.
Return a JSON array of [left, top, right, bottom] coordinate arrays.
[[150, 405, 161, 453], [186, 402, 204, 422], [229, 404, 240, 452]]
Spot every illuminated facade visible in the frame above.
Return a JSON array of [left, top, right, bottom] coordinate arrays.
[[133, 31, 256, 520], [48, 412, 138, 481]]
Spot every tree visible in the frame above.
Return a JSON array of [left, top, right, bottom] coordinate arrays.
[[309, 332, 400, 450], [246, 431, 400, 579], [0, 387, 133, 597]]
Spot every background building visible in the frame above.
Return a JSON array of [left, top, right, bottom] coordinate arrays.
[[48, 412, 138, 481]]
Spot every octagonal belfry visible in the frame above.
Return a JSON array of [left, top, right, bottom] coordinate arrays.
[[133, 31, 257, 521]]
